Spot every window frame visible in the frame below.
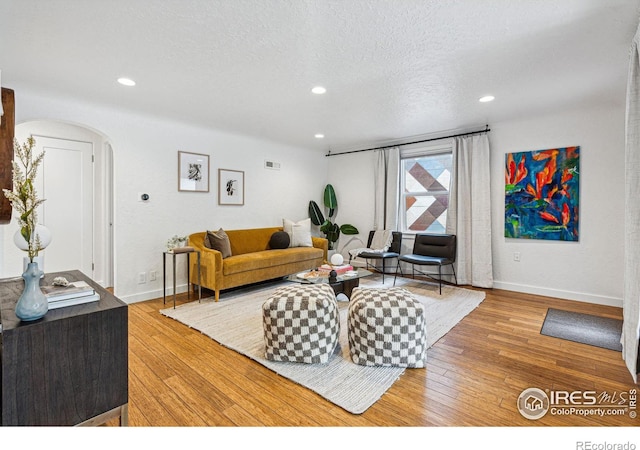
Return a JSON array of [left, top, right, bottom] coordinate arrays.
[[399, 142, 453, 234]]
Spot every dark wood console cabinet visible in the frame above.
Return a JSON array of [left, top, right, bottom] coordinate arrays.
[[0, 270, 128, 426]]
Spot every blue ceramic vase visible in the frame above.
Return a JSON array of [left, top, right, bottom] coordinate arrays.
[[15, 261, 48, 321]]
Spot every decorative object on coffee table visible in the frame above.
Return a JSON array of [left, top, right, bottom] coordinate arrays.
[[287, 267, 372, 299], [2, 136, 48, 321], [330, 253, 344, 265]]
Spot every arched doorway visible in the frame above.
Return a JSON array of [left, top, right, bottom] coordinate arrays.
[[1, 120, 114, 288]]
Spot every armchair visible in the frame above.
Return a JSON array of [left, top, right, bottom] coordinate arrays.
[[349, 230, 402, 283], [394, 233, 457, 294]]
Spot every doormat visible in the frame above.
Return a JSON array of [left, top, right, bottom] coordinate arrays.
[[540, 308, 623, 352]]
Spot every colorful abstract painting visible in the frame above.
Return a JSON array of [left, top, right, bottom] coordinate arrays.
[[505, 146, 580, 241]]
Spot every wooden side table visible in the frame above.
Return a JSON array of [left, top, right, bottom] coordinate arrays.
[[0, 270, 128, 426], [163, 249, 202, 308]]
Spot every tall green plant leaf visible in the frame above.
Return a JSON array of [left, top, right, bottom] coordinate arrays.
[[340, 224, 359, 235], [323, 222, 340, 247], [324, 184, 337, 218], [308, 201, 325, 226]]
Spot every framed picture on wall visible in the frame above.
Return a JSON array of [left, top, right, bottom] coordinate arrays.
[[218, 169, 244, 205], [178, 151, 210, 192], [504, 146, 580, 241]]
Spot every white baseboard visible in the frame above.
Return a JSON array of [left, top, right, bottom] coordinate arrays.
[[492, 280, 623, 308], [117, 279, 623, 308], [118, 282, 191, 305]]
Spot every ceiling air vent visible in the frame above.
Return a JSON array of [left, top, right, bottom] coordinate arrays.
[[264, 160, 281, 170]]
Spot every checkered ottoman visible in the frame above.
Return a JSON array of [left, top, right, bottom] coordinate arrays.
[[262, 283, 340, 364], [347, 287, 427, 368]]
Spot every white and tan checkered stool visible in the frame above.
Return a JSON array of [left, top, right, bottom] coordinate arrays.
[[347, 287, 427, 368], [262, 283, 340, 364]]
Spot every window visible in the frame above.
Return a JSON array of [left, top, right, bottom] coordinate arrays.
[[399, 144, 453, 233]]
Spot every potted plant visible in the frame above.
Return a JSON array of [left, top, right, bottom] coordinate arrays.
[[308, 184, 359, 250], [166, 234, 188, 251], [2, 136, 49, 321]]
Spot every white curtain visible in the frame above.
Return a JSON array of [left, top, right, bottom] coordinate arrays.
[[447, 134, 493, 288], [374, 147, 400, 230], [622, 22, 640, 384]]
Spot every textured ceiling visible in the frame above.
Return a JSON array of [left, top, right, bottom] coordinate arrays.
[[1, 0, 639, 152]]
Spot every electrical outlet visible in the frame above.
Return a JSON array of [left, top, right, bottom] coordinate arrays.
[[513, 252, 521, 262], [149, 270, 157, 281], [138, 272, 147, 284]]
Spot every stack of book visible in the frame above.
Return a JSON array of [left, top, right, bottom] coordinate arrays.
[[318, 263, 354, 275], [42, 281, 100, 310]]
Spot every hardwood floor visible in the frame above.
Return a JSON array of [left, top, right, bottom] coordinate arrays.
[[119, 279, 638, 427]]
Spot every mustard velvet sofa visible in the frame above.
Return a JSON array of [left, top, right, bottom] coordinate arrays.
[[188, 227, 328, 301]]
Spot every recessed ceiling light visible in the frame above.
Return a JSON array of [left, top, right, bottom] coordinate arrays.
[[117, 77, 136, 87], [311, 86, 326, 95], [315, 133, 325, 139], [479, 95, 495, 103]]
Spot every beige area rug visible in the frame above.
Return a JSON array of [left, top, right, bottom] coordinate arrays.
[[160, 275, 485, 414]]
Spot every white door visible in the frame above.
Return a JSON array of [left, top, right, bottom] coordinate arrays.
[[34, 135, 93, 277]]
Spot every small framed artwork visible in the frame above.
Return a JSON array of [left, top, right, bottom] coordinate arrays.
[[178, 151, 210, 192], [218, 169, 244, 205]]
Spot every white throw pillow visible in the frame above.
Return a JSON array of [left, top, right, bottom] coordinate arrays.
[[283, 218, 313, 247]]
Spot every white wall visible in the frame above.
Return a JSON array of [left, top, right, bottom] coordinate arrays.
[[5, 87, 328, 303], [328, 103, 625, 307], [490, 104, 625, 306], [324, 150, 378, 255], [5, 86, 623, 307]]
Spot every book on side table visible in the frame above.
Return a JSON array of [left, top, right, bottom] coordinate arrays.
[[42, 280, 101, 309]]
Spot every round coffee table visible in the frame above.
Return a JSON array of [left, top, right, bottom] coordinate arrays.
[[285, 268, 373, 300]]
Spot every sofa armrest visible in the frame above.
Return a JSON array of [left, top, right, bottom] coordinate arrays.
[[312, 236, 329, 262], [188, 232, 223, 291]]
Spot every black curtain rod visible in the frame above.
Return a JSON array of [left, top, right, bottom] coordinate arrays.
[[325, 124, 490, 157]]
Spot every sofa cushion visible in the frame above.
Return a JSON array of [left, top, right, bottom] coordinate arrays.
[[223, 227, 278, 255], [223, 248, 323, 275], [204, 228, 232, 258], [283, 218, 313, 247], [269, 231, 290, 249]]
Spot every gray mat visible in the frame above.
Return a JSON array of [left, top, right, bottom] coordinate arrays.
[[540, 308, 623, 352]]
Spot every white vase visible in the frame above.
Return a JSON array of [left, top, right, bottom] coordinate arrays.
[[14, 225, 52, 250]]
